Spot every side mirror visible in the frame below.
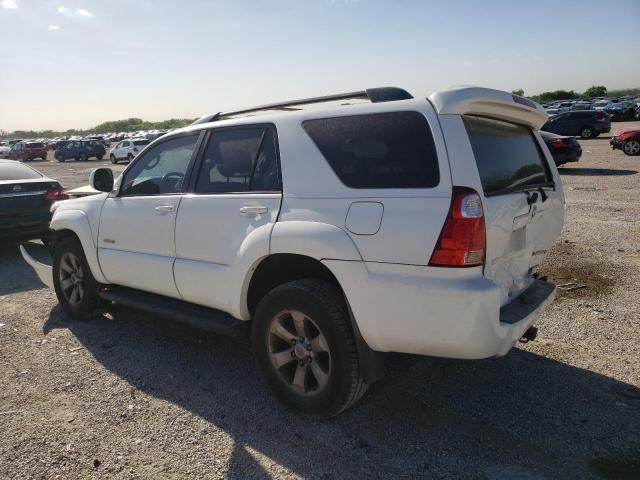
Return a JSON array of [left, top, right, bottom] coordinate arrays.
[[90, 168, 114, 192]]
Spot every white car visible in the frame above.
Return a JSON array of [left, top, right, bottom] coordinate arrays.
[[109, 138, 150, 164], [0, 145, 10, 159], [22, 86, 564, 417]]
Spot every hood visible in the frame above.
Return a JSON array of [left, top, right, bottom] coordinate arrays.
[[613, 128, 640, 137]]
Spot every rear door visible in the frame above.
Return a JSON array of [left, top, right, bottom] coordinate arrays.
[[462, 116, 564, 305], [173, 124, 282, 311]]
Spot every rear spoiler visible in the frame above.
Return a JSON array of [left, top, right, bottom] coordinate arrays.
[[428, 86, 548, 130]]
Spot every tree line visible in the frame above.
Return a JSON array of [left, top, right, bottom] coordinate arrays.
[[1, 117, 195, 140], [512, 86, 640, 103]]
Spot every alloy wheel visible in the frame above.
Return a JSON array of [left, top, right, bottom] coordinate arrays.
[[267, 310, 331, 397], [58, 252, 85, 306], [624, 140, 640, 155]]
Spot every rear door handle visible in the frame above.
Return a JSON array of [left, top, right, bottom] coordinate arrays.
[[239, 205, 268, 216], [154, 204, 175, 215]]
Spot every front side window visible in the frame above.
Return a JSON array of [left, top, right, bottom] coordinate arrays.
[[302, 111, 439, 189], [463, 116, 553, 197], [195, 126, 281, 193], [120, 134, 199, 196]]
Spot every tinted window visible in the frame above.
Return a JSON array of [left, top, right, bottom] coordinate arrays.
[[303, 112, 439, 189], [463, 116, 552, 196], [120, 134, 199, 196], [195, 126, 280, 193], [133, 139, 150, 146], [567, 112, 592, 120], [0, 162, 42, 180], [27, 142, 44, 148]]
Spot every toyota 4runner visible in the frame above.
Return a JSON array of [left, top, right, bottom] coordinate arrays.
[[22, 86, 564, 417]]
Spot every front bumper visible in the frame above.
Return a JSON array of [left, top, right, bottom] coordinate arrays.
[[610, 137, 622, 150], [20, 244, 54, 288]]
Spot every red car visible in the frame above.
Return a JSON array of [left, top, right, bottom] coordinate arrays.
[[611, 128, 640, 156], [8, 141, 48, 161]]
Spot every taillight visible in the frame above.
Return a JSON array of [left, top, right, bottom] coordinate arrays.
[[429, 187, 485, 267], [46, 184, 69, 201], [550, 138, 568, 149], [595, 112, 607, 121]]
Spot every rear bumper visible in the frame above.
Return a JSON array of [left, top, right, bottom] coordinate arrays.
[[324, 260, 556, 359], [20, 244, 54, 288], [0, 225, 50, 241]]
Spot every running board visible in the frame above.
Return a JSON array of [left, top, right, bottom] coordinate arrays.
[[97, 286, 249, 338]]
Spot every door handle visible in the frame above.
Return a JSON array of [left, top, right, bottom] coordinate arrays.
[[239, 205, 268, 216], [154, 204, 175, 215]]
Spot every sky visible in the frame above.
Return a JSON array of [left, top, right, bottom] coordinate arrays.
[[1, 0, 639, 132]]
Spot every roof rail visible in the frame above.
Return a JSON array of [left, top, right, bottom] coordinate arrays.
[[190, 87, 413, 125]]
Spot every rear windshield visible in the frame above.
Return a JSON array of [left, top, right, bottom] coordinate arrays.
[[0, 162, 42, 180], [134, 139, 150, 146], [463, 116, 552, 197], [27, 142, 45, 148], [303, 112, 439, 189]]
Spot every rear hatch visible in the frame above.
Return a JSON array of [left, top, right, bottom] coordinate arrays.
[[463, 115, 564, 305], [0, 179, 58, 230]]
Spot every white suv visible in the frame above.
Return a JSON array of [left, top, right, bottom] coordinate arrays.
[[109, 138, 151, 164], [22, 86, 564, 417]]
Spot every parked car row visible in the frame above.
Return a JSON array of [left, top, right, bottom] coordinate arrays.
[[542, 97, 640, 122]]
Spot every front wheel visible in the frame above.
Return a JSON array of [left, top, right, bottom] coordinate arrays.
[[52, 236, 102, 320], [110, 154, 117, 164], [127, 153, 133, 162], [55, 154, 64, 162], [96, 154, 104, 160], [80, 153, 88, 162], [252, 279, 368, 418], [623, 139, 640, 156]]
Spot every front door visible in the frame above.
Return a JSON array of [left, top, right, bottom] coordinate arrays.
[[174, 125, 282, 313], [98, 132, 202, 298]]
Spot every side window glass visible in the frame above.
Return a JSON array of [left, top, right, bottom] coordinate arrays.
[[195, 127, 281, 193], [120, 134, 199, 197]]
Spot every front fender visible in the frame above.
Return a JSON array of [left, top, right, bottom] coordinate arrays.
[[51, 209, 108, 284]]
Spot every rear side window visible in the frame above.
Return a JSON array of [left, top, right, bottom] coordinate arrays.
[[463, 116, 553, 197], [27, 142, 44, 148], [134, 140, 150, 146], [303, 112, 439, 189]]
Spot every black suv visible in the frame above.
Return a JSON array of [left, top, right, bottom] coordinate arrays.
[[54, 140, 106, 162], [542, 110, 611, 139]]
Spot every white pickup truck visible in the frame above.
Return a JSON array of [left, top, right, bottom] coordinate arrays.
[[22, 86, 564, 417]]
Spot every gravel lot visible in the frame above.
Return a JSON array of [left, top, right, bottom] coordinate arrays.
[[1, 124, 639, 479]]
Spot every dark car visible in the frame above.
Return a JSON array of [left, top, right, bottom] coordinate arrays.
[[0, 160, 68, 243], [603, 102, 636, 122], [7, 141, 48, 161], [540, 131, 582, 166], [54, 140, 106, 162], [542, 110, 610, 139]]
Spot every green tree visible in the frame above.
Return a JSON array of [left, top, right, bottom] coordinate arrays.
[[512, 89, 524, 96], [583, 85, 607, 98]]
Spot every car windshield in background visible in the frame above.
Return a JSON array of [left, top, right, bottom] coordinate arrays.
[[133, 140, 151, 146], [303, 111, 439, 189], [463, 116, 552, 197], [0, 161, 42, 180]]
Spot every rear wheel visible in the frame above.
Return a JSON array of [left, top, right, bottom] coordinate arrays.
[[55, 154, 64, 162], [252, 279, 368, 418], [80, 153, 88, 162], [579, 127, 595, 139], [127, 153, 133, 162], [52, 236, 102, 320], [96, 154, 104, 160], [623, 139, 640, 156], [110, 154, 117, 164]]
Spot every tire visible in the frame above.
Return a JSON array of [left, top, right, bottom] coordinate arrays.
[[252, 279, 368, 418], [96, 154, 104, 160], [579, 127, 595, 139], [127, 153, 133, 162], [80, 153, 88, 162], [55, 154, 64, 162], [110, 154, 117, 164], [623, 139, 640, 156], [52, 235, 102, 320]]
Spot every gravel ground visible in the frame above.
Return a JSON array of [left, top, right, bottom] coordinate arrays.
[[1, 124, 639, 479]]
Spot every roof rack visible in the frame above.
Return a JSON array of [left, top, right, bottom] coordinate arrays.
[[191, 87, 413, 125]]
